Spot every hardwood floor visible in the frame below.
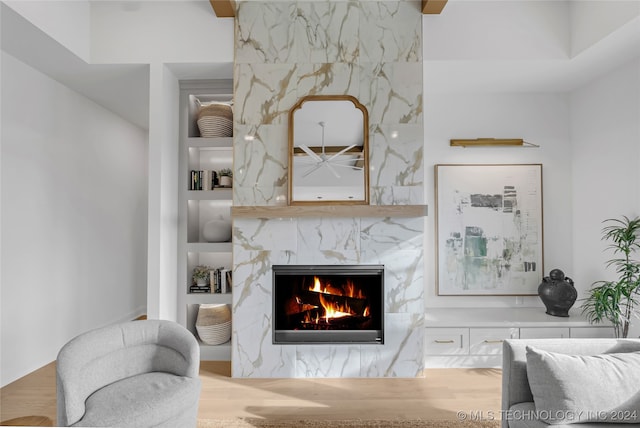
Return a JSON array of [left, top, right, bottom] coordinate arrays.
[[1, 361, 502, 426]]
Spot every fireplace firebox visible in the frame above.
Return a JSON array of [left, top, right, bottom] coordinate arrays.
[[272, 265, 384, 344]]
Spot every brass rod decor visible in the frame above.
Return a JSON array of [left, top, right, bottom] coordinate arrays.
[[450, 138, 540, 148]]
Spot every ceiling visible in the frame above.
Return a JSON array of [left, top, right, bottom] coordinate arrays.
[[3, 1, 639, 129]]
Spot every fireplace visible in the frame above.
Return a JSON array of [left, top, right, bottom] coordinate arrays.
[[272, 265, 384, 344]]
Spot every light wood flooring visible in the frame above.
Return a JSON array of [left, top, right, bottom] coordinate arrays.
[[1, 361, 502, 426]]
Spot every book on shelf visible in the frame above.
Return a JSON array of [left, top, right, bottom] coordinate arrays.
[[190, 170, 222, 191], [220, 268, 232, 293], [206, 267, 231, 294], [189, 285, 211, 293]]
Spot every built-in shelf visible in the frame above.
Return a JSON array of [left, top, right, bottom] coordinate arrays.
[[187, 189, 232, 200], [186, 242, 232, 252], [198, 341, 232, 361], [186, 293, 232, 305], [186, 137, 233, 148], [231, 204, 428, 218]]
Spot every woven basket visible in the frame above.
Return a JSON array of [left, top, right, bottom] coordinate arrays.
[[196, 304, 232, 345], [197, 103, 233, 138]]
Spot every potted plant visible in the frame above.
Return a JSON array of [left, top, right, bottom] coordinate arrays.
[[218, 168, 232, 187], [193, 265, 212, 286], [581, 215, 640, 338]]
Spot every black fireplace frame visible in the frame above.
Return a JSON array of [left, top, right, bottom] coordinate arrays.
[[272, 264, 384, 345]]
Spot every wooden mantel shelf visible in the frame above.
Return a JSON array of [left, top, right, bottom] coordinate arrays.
[[231, 205, 428, 219]]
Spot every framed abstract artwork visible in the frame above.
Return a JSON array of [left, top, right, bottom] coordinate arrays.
[[435, 164, 543, 296]]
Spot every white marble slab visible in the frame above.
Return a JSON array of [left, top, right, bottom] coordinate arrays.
[[232, 0, 425, 378], [360, 313, 425, 377], [295, 63, 359, 98], [235, 1, 296, 64], [234, 63, 298, 125], [359, 1, 422, 63], [295, 346, 362, 377], [294, 1, 359, 64], [359, 62, 423, 125]]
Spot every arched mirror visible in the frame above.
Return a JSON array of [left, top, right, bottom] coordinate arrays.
[[288, 95, 369, 205]]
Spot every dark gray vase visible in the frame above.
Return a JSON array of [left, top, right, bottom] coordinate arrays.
[[538, 269, 577, 317]]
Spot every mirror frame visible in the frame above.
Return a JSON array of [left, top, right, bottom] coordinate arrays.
[[288, 95, 370, 206]]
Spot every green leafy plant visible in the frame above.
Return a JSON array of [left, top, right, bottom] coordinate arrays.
[[218, 168, 232, 177], [581, 215, 640, 338], [193, 265, 212, 282]]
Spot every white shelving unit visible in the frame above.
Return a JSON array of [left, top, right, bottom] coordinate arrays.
[[178, 80, 233, 361]]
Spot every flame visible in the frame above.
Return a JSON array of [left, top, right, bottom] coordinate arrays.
[[344, 280, 365, 299], [363, 306, 370, 317], [319, 293, 354, 322], [311, 276, 323, 293], [300, 276, 370, 325]]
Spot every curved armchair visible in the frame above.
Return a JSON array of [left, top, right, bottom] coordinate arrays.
[[56, 319, 201, 427]]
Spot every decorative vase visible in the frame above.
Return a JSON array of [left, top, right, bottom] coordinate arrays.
[[219, 175, 232, 187], [538, 269, 577, 317], [202, 217, 232, 242], [196, 304, 232, 345], [195, 277, 207, 286]]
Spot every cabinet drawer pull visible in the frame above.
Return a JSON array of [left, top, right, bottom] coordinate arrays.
[[434, 339, 455, 344], [483, 339, 504, 344]]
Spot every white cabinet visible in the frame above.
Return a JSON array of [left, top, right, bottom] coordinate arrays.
[[178, 80, 234, 361], [570, 327, 616, 338], [519, 327, 570, 339], [424, 308, 615, 368], [469, 328, 519, 355], [425, 328, 468, 355]]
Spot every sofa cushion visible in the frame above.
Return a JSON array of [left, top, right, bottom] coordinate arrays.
[[525, 346, 640, 425], [507, 402, 640, 428], [71, 372, 201, 427]]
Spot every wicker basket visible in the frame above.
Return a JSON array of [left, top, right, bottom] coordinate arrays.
[[195, 304, 231, 345], [197, 103, 233, 138]]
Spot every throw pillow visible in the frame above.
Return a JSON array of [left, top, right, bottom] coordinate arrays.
[[525, 346, 640, 425]]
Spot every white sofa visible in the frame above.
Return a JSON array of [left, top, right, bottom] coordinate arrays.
[[502, 338, 640, 428]]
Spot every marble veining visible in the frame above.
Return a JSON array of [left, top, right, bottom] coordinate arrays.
[[232, 1, 424, 378], [359, 1, 423, 63], [295, 1, 360, 64]]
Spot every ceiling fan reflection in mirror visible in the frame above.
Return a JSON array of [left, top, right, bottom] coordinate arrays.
[[298, 121, 364, 179]]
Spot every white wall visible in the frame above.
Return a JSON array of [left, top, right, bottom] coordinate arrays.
[[423, 0, 570, 60], [90, 1, 234, 64], [570, 58, 640, 338], [3, 0, 91, 61], [145, 64, 180, 321], [424, 91, 572, 308], [0, 52, 149, 386], [570, 0, 640, 56]]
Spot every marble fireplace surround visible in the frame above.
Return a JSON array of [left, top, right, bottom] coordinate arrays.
[[231, 1, 425, 378]]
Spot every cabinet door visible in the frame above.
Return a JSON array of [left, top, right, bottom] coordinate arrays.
[[519, 327, 570, 339], [570, 327, 616, 338], [425, 328, 469, 355], [469, 328, 518, 355]]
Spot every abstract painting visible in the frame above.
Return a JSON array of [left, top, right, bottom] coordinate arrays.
[[435, 164, 543, 295]]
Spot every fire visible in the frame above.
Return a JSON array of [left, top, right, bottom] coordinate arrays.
[[311, 276, 323, 293], [319, 293, 353, 322], [344, 280, 365, 299], [300, 276, 370, 325]]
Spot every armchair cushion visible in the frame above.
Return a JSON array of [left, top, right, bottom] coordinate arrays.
[[525, 346, 640, 425], [72, 372, 200, 427]]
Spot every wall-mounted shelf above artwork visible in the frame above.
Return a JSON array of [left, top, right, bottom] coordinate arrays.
[[450, 138, 539, 148]]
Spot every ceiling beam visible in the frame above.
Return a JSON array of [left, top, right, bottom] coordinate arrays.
[[211, 0, 445, 18], [209, 0, 235, 18], [422, 0, 448, 14]]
